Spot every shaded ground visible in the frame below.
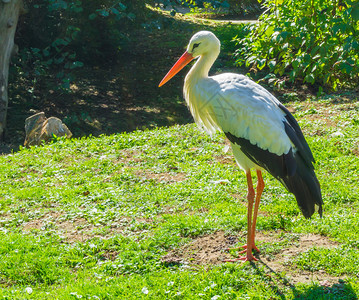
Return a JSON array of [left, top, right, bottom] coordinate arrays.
[[3, 6, 358, 156], [5, 43, 192, 151], [4, 11, 205, 153], [4, 6, 266, 154]]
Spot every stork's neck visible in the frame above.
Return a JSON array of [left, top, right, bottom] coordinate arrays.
[[185, 49, 219, 85]]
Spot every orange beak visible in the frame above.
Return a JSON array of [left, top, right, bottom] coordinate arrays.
[[158, 51, 194, 87]]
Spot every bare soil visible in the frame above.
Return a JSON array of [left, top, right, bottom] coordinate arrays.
[[162, 231, 344, 286]]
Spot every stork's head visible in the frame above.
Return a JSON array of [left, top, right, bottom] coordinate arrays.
[[186, 31, 220, 58], [159, 31, 220, 87]]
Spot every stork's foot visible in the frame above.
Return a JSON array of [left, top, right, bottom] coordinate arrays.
[[224, 253, 258, 262], [225, 243, 260, 262], [226, 243, 260, 253]]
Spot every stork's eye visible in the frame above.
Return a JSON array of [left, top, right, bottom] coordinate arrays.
[[192, 43, 200, 51]]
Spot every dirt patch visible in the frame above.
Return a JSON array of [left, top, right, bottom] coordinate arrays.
[[215, 154, 237, 166], [22, 211, 63, 231], [287, 100, 359, 131], [286, 103, 339, 129], [134, 169, 186, 183], [119, 149, 144, 163], [162, 231, 344, 285], [23, 212, 94, 242], [162, 231, 237, 265], [352, 145, 359, 156], [257, 232, 342, 285]]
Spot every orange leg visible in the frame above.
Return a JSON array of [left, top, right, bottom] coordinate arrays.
[[226, 171, 257, 262], [226, 170, 264, 262], [249, 170, 264, 251]]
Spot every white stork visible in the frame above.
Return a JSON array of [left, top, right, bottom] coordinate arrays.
[[159, 31, 323, 262]]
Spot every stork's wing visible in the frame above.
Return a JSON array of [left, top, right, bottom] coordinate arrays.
[[192, 73, 292, 156]]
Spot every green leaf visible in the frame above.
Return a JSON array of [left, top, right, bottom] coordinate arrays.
[[73, 6, 83, 13], [54, 57, 64, 64], [31, 48, 41, 54], [43, 49, 50, 57], [289, 69, 297, 80], [304, 73, 315, 84], [52, 39, 69, 47], [69, 61, 84, 69], [127, 13, 136, 20], [332, 23, 348, 35], [118, 3, 126, 11], [339, 61, 353, 74], [89, 13, 97, 20], [111, 8, 120, 15], [352, 40, 359, 50], [264, 25, 275, 36], [257, 58, 266, 70], [277, 31, 291, 42], [292, 58, 300, 69], [247, 56, 257, 65], [351, 3, 359, 21], [98, 9, 109, 17], [268, 60, 276, 70]]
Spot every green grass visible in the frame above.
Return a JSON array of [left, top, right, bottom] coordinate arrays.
[[0, 96, 358, 299]]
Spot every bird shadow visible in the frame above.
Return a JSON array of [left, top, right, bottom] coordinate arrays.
[[249, 257, 358, 299]]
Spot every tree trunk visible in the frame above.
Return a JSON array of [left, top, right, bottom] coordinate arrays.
[[0, 0, 23, 140]]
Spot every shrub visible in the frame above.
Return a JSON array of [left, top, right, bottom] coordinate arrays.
[[234, 0, 359, 90]]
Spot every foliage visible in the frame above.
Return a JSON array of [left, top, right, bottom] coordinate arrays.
[[225, 0, 262, 16], [0, 96, 359, 297], [167, 0, 261, 16], [14, 0, 146, 91], [183, 0, 231, 11], [234, 0, 359, 90]]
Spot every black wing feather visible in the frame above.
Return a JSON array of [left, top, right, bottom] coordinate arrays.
[[279, 103, 315, 165]]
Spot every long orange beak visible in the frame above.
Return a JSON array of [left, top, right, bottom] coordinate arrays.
[[158, 51, 194, 87]]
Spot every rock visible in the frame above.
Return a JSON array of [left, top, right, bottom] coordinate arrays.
[[24, 112, 72, 147]]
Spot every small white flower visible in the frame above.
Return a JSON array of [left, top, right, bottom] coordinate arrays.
[[69, 292, 83, 299], [142, 287, 149, 295], [25, 287, 33, 294], [209, 179, 230, 185], [331, 130, 344, 137]]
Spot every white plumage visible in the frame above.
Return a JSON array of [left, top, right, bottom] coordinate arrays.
[[187, 72, 293, 157], [159, 31, 322, 262]]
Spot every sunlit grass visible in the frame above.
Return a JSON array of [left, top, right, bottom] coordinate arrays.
[[0, 96, 358, 299]]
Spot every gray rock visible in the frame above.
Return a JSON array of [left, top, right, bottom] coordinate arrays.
[[24, 112, 72, 147]]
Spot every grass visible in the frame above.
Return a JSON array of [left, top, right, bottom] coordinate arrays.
[[0, 93, 358, 299]]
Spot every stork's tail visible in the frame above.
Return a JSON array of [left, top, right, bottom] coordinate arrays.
[[280, 153, 323, 219]]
